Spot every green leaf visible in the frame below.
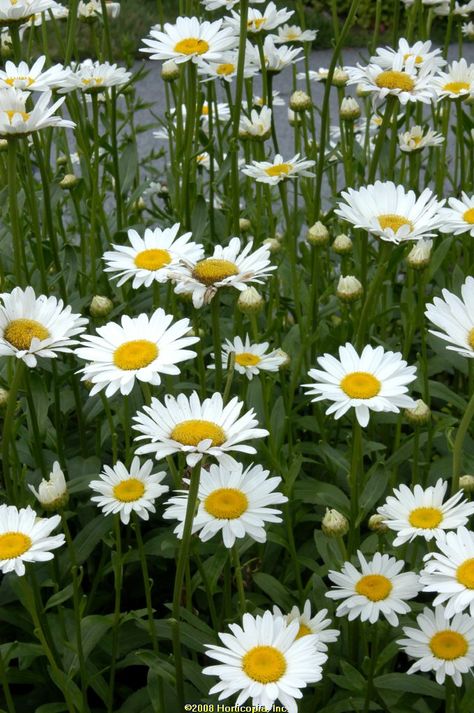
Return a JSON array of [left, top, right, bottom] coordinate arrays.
[[294, 481, 350, 514], [252, 573, 293, 610], [374, 673, 444, 699], [45, 583, 74, 611], [359, 468, 389, 518]]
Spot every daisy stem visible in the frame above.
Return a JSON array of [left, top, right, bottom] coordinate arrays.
[[1, 359, 24, 504], [171, 459, 203, 709], [363, 625, 379, 713], [367, 96, 397, 184], [223, 352, 236, 405], [0, 646, 16, 713], [64, 0, 79, 64], [452, 388, 474, 494], [211, 296, 223, 392], [100, 393, 118, 462], [456, 99, 466, 191], [133, 515, 161, 659], [89, 94, 101, 294], [230, 0, 249, 234], [182, 62, 198, 230], [232, 545, 247, 614], [354, 243, 391, 350], [7, 138, 22, 286], [107, 516, 123, 713], [348, 418, 363, 556]]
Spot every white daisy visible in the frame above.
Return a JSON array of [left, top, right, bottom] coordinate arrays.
[[432, 58, 474, 99], [141, 16, 237, 64], [203, 610, 326, 713], [272, 23, 317, 43], [303, 343, 417, 428], [247, 35, 303, 73], [78, 0, 120, 19], [227, 2, 294, 34], [420, 526, 474, 618], [0, 88, 75, 136], [398, 125, 444, 152], [211, 335, 286, 380], [0, 56, 70, 92], [89, 456, 168, 525], [56, 59, 131, 93], [434, 0, 474, 16], [198, 50, 259, 83], [102, 223, 204, 289], [326, 550, 420, 626], [163, 461, 287, 548], [425, 276, 474, 358], [398, 605, 474, 687], [370, 38, 446, 73], [346, 55, 437, 105], [335, 181, 445, 244], [202, 0, 265, 9], [170, 237, 275, 309], [251, 89, 285, 107], [75, 310, 198, 397], [439, 192, 474, 237], [242, 152, 315, 185], [0, 504, 65, 577], [0, 0, 58, 25], [377, 479, 474, 546], [239, 105, 272, 140], [273, 601, 340, 652], [133, 391, 268, 467], [28, 461, 68, 511], [0, 286, 87, 368], [462, 21, 474, 39]]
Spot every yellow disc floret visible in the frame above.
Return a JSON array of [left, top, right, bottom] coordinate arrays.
[[113, 478, 145, 503], [4, 319, 50, 350], [340, 371, 381, 399], [113, 340, 158, 370], [242, 646, 287, 683], [204, 488, 248, 519], [355, 574, 393, 601], [134, 249, 171, 271], [192, 258, 239, 286], [170, 419, 226, 447], [0, 532, 32, 559]]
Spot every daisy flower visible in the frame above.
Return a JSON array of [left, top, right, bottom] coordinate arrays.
[[242, 152, 315, 185], [398, 605, 474, 687], [326, 550, 420, 626], [346, 55, 437, 105], [141, 16, 237, 64], [0, 0, 58, 26], [170, 237, 275, 309], [0, 56, 70, 92], [0, 88, 75, 137], [370, 38, 446, 73], [272, 23, 317, 43], [163, 461, 287, 548], [133, 391, 268, 467], [247, 35, 303, 73], [377, 479, 474, 546], [78, 0, 120, 19], [198, 50, 259, 83], [432, 58, 474, 99], [57, 59, 131, 93], [227, 2, 294, 34], [434, 0, 474, 16], [0, 286, 87, 368], [0, 504, 65, 577], [211, 335, 287, 380], [203, 610, 326, 713], [239, 105, 272, 140], [335, 181, 445, 244], [398, 125, 444, 152], [202, 0, 265, 9], [75, 310, 198, 397], [102, 223, 204, 289], [425, 276, 474, 358], [273, 601, 340, 652], [303, 342, 417, 428], [420, 526, 474, 618], [89, 456, 168, 525], [439, 193, 474, 237], [28, 461, 68, 511]]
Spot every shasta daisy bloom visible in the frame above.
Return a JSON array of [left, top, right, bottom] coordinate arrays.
[[399, 125, 444, 152], [0, 0, 58, 26], [170, 237, 275, 309], [239, 106, 272, 140], [326, 551, 420, 626], [432, 58, 474, 99], [419, 527, 474, 618], [0, 88, 75, 136], [377, 479, 474, 546], [0, 504, 64, 577], [272, 23, 317, 43], [303, 343, 417, 428], [57, 59, 131, 93], [163, 461, 287, 547], [89, 456, 168, 525], [133, 391, 268, 467], [202, 0, 265, 9], [198, 51, 259, 83], [203, 610, 326, 713], [463, 21, 474, 38], [370, 38, 446, 73], [102, 223, 204, 289], [141, 16, 237, 64], [439, 193, 474, 237], [227, 2, 293, 34], [273, 601, 340, 652], [335, 181, 445, 244], [434, 0, 474, 16], [425, 276, 474, 358], [28, 461, 68, 511], [346, 55, 437, 105], [0, 56, 69, 92], [246, 35, 302, 73], [212, 335, 287, 379], [75, 310, 198, 397], [0, 286, 87, 367], [242, 153, 315, 185], [398, 605, 474, 687]]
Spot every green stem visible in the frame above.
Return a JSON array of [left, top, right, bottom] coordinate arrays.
[[1, 360, 24, 503], [7, 139, 22, 285], [354, 243, 391, 350], [0, 645, 16, 713], [348, 418, 363, 556], [232, 545, 247, 614], [107, 516, 123, 713], [211, 295, 223, 392], [452, 389, 474, 494], [182, 62, 198, 230], [368, 96, 397, 183], [231, 0, 249, 234]]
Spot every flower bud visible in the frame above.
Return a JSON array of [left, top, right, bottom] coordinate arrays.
[[0, 139, 8, 153], [28, 462, 69, 512], [331, 68, 349, 87], [239, 218, 252, 233], [237, 287, 264, 314], [131, 197, 146, 212], [368, 514, 389, 533], [459, 475, 474, 493], [288, 108, 301, 127], [0, 387, 9, 409], [405, 399, 431, 425], [406, 239, 432, 270], [322, 508, 349, 537], [340, 97, 361, 121], [275, 348, 291, 369], [290, 90, 312, 112], [161, 59, 180, 82], [332, 233, 352, 254], [337, 275, 363, 302], [90, 295, 113, 318], [307, 221, 329, 246], [59, 173, 80, 190], [263, 238, 281, 253], [356, 83, 371, 97]]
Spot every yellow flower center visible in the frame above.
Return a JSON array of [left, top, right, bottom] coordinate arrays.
[[456, 558, 474, 589], [204, 487, 248, 519], [4, 109, 29, 124], [378, 213, 414, 233], [443, 81, 470, 94], [174, 38, 210, 55], [201, 104, 209, 116], [113, 340, 158, 370], [134, 248, 171, 271], [430, 631, 468, 660], [355, 574, 393, 601], [0, 532, 32, 559], [192, 258, 239, 286], [375, 70, 415, 91], [340, 371, 381, 399], [4, 318, 50, 350], [403, 53, 423, 64], [265, 163, 292, 177], [217, 63, 235, 76], [408, 507, 443, 529], [82, 77, 104, 86], [286, 31, 299, 40], [467, 328, 474, 350], [242, 645, 287, 683], [248, 17, 266, 30], [5, 76, 34, 87], [170, 419, 226, 447], [113, 478, 145, 503], [463, 207, 474, 224], [235, 352, 261, 366], [296, 623, 312, 639]]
